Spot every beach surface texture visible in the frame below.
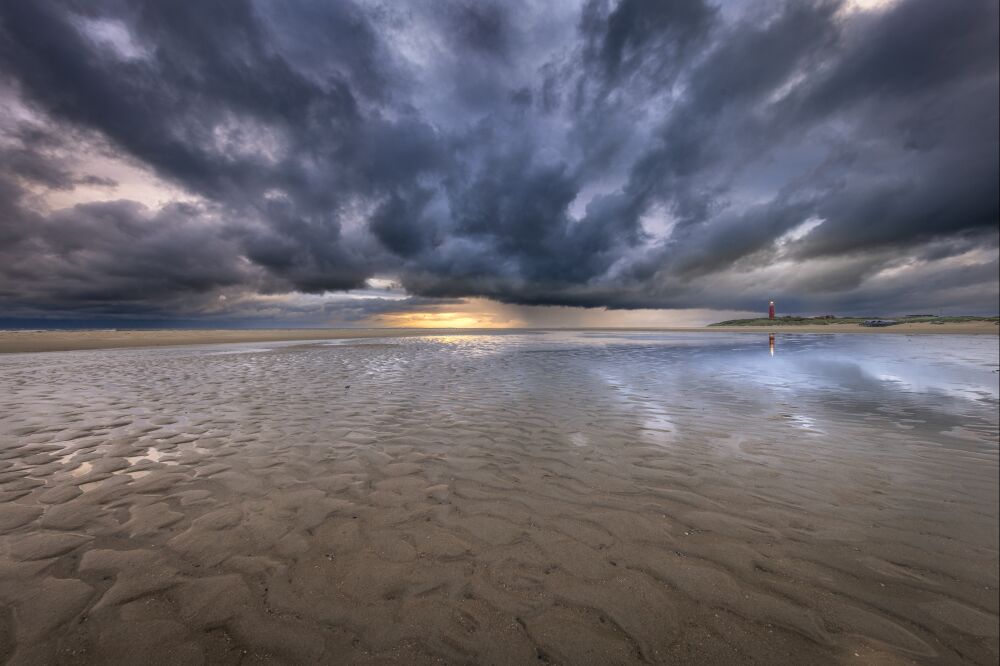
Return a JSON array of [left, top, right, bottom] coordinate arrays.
[[0, 331, 997, 664]]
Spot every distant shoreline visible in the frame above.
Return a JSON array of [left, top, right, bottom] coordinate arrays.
[[709, 315, 999, 327], [701, 321, 998, 335], [1, 321, 997, 354]]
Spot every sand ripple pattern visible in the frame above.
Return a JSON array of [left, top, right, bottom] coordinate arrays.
[[0, 332, 997, 664]]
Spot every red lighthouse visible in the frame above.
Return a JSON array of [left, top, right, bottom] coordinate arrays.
[[768, 300, 775, 320]]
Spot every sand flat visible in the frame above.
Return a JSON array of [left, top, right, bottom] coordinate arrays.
[[0, 332, 997, 664], [0, 321, 996, 354], [0, 327, 446, 354]]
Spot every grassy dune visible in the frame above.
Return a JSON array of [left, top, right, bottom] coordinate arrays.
[[709, 315, 1000, 327]]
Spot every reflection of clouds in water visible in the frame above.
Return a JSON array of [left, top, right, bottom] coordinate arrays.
[[692, 334, 998, 404], [594, 367, 679, 446], [420, 335, 506, 358], [779, 412, 822, 433], [562, 331, 995, 448], [3, 331, 997, 468], [380, 330, 998, 449]]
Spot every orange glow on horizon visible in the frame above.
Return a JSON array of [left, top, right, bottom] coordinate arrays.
[[372, 311, 520, 328], [361, 298, 757, 329]]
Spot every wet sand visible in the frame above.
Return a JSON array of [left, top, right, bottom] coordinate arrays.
[[0, 320, 995, 354], [0, 332, 997, 664], [0, 328, 453, 354]]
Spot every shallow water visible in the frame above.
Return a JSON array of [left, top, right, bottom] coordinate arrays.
[[0, 332, 997, 664]]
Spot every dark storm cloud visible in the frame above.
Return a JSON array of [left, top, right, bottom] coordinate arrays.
[[447, 2, 511, 58], [0, 195, 252, 314], [580, 0, 717, 88], [0, 0, 996, 321]]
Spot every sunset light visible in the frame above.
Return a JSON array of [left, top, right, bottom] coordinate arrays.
[[373, 311, 514, 328]]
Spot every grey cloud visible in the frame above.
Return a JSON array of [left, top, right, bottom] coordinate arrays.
[[0, 198, 250, 311], [0, 0, 996, 322], [447, 2, 511, 58], [580, 0, 717, 87]]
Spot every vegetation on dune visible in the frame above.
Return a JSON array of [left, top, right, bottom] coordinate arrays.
[[708, 315, 1000, 327]]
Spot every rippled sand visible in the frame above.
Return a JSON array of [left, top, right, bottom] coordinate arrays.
[[1, 332, 997, 664]]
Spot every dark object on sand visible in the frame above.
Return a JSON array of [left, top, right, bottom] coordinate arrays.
[[860, 319, 898, 327]]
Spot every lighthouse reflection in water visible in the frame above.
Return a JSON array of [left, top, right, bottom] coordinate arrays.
[[769, 334, 775, 357]]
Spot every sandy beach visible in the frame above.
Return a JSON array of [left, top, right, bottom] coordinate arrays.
[[0, 328, 452, 354], [0, 331, 997, 664], [0, 320, 996, 354]]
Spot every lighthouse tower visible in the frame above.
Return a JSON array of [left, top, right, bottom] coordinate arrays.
[[768, 300, 775, 320]]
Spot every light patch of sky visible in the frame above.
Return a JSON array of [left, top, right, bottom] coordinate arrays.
[[837, 0, 901, 17], [366, 277, 400, 291], [719, 0, 899, 24], [1, 86, 197, 212], [639, 204, 677, 241], [210, 113, 288, 164], [568, 176, 629, 220], [373, 310, 514, 328], [300, 289, 407, 304], [338, 195, 380, 239], [209, 285, 413, 316], [681, 254, 859, 305], [0, 85, 38, 127], [493, 303, 760, 328], [766, 70, 808, 106], [42, 150, 198, 212], [197, 286, 768, 329], [873, 247, 997, 281], [776, 216, 824, 245], [74, 16, 151, 61], [367, 297, 760, 329]]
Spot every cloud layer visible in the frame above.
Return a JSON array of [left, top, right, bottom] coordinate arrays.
[[0, 0, 997, 323]]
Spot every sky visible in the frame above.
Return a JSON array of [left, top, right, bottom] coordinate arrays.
[[0, 0, 997, 328]]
